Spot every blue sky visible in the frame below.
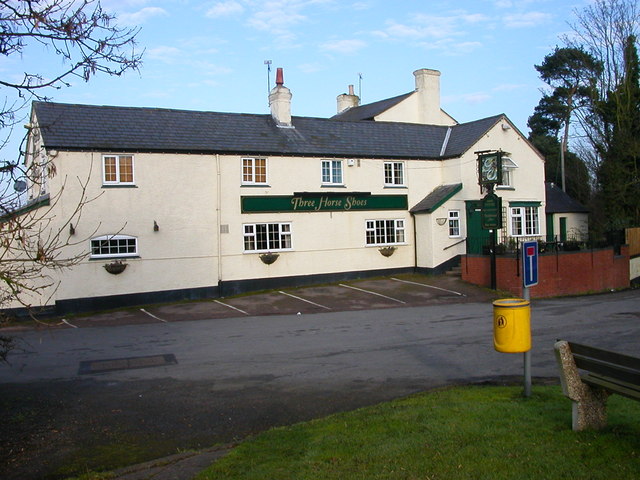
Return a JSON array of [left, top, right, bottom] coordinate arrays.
[[3, 0, 589, 162]]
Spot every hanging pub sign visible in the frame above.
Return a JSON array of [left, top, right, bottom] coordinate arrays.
[[477, 151, 503, 186], [481, 192, 503, 229]]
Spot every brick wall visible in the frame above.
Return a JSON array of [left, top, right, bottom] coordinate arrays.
[[461, 246, 630, 298]]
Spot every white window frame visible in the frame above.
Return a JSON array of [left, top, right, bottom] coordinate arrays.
[[365, 219, 406, 246], [499, 157, 518, 188], [90, 234, 138, 258], [102, 155, 135, 185], [448, 210, 461, 238], [384, 161, 405, 186], [243, 222, 292, 252], [242, 157, 268, 185], [321, 159, 343, 185], [510, 206, 540, 236]]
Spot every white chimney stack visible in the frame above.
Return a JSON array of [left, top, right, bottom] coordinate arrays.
[[413, 68, 441, 124], [337, 84, 360, 113], [269, 67, 293, 127]]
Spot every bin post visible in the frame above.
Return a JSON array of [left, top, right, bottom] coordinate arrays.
[[523, 287, 532, 397], [492, 297, 532, 397]]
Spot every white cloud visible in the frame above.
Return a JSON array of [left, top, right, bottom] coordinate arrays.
[[378, 12, 490, 42], [464, 92, 491, 104], [147, 47, 233, 76], [243, 0, 337, 44], [493, 83, 528, 92], [351, 2, 370, 10], [191, 61, 233, 76], [417, 39, 483, 56], [445, 92, 491, 104], [147, 46, 182, 62], [247, 2, 307, 34], [117, 6, 168, 26], [320, 39, 367, 54], [298, 62, 325, 73], [206, 1, 244, 18], [503, 11, 553, 28], [493, 0, 548, 7]]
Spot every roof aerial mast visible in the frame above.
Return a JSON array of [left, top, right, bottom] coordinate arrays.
[[264, 60, 273, 103]]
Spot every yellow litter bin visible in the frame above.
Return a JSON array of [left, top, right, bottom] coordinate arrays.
[[493, 299, 531, 353]]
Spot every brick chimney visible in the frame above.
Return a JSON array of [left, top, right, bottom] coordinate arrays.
[[413, 68, 441, 124], [269, 67, 292, 127], [337, 84, 360, 113]]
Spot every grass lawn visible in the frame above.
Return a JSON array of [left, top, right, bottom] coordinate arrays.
[[195, 385, 640, 480]]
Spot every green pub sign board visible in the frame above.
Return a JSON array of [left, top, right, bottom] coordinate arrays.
[[481, 192, 503, 229], [242, 194, 408, 213]]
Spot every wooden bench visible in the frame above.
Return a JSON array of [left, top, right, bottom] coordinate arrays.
[[554, 340, 640, 431]]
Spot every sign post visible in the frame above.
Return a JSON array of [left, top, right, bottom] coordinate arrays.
[[522, 241, 539, 289], [476, 150, 506, 291], [521, 241, 538, 397]]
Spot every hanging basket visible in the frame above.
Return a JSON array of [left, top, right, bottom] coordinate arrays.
[[378, 246, 397, 257], [259, 252, 279, 265], [104, 260, 128, 275]]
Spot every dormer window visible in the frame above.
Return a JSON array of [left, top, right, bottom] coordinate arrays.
[[498, 157, 517, 188]]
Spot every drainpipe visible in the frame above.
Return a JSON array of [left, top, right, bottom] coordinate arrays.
[[216, 154, 222, 289], [411, 212, 418, 272]]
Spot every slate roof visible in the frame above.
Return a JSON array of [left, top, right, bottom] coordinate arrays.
[[545, 182, 589, 213], [410, 183, 463, 213], [32, 101, 504, 160], [331, 92, 414, 121]]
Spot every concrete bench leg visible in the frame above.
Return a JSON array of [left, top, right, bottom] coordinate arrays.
[[554, 341, 610, 431]]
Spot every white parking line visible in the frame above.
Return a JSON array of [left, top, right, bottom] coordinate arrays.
[[213, 300, 250, 316], [339, 284, 406, 304], [279, 291, 332, 310], [391, 277, 465, 296], [140, 308, 169, 323], [61, 318, 78, 329]]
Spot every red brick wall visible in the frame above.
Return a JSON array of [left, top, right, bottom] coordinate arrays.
[[461, 246, 630, 298]]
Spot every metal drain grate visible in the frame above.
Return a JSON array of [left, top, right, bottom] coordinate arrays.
[[79, 354, 178, 375]]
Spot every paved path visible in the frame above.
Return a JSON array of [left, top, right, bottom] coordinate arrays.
[[1, 288, 639, 479]]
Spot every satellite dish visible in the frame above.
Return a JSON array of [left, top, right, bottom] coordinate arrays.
[[13, 180, 27, 193]]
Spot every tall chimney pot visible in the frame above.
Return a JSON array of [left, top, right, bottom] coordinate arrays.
[[337, 84, 360, 114], [413, 68, 441, 124], [269, 67, 292, 126]]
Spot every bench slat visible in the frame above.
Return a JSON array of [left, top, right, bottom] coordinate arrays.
[[572, 354, 640, 385], [583, 373, 640, 401], [568, 342, 640, 370]]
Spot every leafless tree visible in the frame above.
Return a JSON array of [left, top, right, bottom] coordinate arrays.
[[563, 0, 640, 167], [0, 0, 142, 358]]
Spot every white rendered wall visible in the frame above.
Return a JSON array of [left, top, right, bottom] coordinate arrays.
[[47, 151, 219, 304]]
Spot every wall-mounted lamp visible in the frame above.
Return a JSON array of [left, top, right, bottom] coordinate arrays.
[[436, 218, 447, 226], [69, 223, 75, 235], [153, 220, 159, 232]]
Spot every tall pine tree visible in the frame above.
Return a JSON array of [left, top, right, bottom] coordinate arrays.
[[528, 47, 598, 205], [596, 35, 640, 228]]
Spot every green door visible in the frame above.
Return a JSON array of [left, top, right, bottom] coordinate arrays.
[[560, 217, 567, 242], [546, 213, 555, 242], [466, 200, 492, 254]]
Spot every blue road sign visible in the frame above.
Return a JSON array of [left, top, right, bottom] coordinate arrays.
[[522, 241, 538, 288]]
